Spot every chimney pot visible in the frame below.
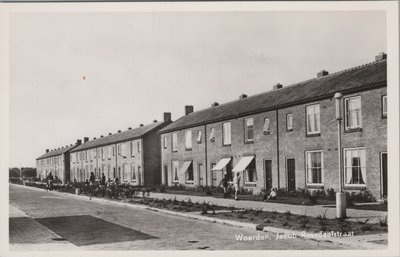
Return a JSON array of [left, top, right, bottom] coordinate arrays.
[[153, 119, 157, 123], [100, 135, 104, 138], [185, 105, 194, 115], [108, 133, 112, 135], [273, 83, 283, 90], [317, 70, 329, 78], [118, 130, 121, 133], [212, 102, 219, 107], [239, 94, 247, 99], [76, 139, 82, 145], [93, 137, 96, 140], [128, 127, 132, 130], [46, 149, 49, 153], [140, 124, 144, 127], [163, 112, 172, 122], [375, 52, 387, 61], [84, 137, 89, 143]]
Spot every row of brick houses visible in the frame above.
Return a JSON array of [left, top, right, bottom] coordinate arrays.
[[36, 53, 387, 199], [159, 53, 387, 199]]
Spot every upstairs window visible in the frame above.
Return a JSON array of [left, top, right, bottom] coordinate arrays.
[[172, 133, 178, 152], [286, 113, 293, 131], [306, 104, 321, 135], [209, 128, 215, 142], [185, 130, 192, 150], [137, 141, 141, 153], [163, 136, 168, 149], [344, 148, 366, 185], [244, 118, 254, 142], [263, 118, 270, 135], [121, 143, 127, 157], [130, 141, 134, 156], [108, 146, 112, 159], [382, 95, 387, 118], [197, 131, 202, 144], [345, 96, 362, 130], [101, 148, 105, 160], [223, 122, 231, 145]]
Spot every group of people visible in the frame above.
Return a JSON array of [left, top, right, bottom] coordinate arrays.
[[219, 172, 277, 201], [74, 172, 119, 187]]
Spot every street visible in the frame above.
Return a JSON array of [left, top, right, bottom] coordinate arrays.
[[9, 184, 350, 250]]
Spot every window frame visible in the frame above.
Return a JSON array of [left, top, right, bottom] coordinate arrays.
[[131, 164, 136, 182], [163, 136, 168, 149], [343, 147, 366, 187], [344, 96, 362, 131], [172, 161, 179, 183], [185, 162, 194, 184], [243, 157, 257, 184], [197, 130, 202, 144], [222, 122, 232, 146], [172, 133, 178, 152], [306, 104, 321, 135], [286, 113, 293, 132], [185, 130, 192, 150], [209, 128, 215, 142], [382, 95, 387, 118], [305, 150, 324, 186], [244, 117, 254, 143], [263, 118, 271, 135]]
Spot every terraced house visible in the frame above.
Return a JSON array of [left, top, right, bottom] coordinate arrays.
[[69, 113, 172, 185], [36, 141, 81, 184], [159, 53, 387, 199]]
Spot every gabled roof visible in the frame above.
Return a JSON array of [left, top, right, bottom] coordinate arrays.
[[36, 144, 78, 160], [160, 59, 387, 133], [70, 121, 168, 152]]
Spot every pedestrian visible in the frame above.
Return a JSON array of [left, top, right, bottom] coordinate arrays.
[[219, 174, 229, 198], [263, 188, 277, 201], [101, 173, 106, 186], [89, 172, 95, 186], [233, 172, 241, 200], [46, 172, 54, 191]]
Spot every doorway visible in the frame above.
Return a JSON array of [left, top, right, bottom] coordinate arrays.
[[264, 160, 272, 192], [287, 158, 296, 192], [381, 153, 387, 198]]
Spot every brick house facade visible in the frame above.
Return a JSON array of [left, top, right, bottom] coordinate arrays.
[[69, 113, 172, 185], [160, 54, 387, 199]]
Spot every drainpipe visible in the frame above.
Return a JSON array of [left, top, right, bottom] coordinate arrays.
[[204, 125, 208, 186], [276, 109, 280, 188]]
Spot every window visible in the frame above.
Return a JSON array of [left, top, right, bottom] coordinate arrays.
[[163, 137, 168, 149], [93, 149, 96, 159], [345, 96, 362, 130], [186, 163, 194, 182], [209, 128, 215, 142], [286, 114, 293, 131], [244, 118, 254, 142], [121, 143, 127, 157], [123, 164, 128, 182], [117, 144, 121, 156], [130, 141, 134, 156], [344, 148, 366, 185], [137, 141, 141, 153], [172, 133, 178, 152], [185, 130, 192, 150], [172, 161, 179, 182], [112, 146, 115, 156], [244, 158, 257, 183], [108, 146, 112, 159], [223, 122, 231, 145], [306, 104, 321, 135], [305, 151, 323, 184], [382, 95, 387, 117], [263, 118, 271, 135], [131, 164, 136, 181], [101, 148, 105, 160], [85, 151, 88, 161], [197, 131, 202, 144]]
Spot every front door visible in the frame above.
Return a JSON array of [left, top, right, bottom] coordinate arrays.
[[164, 165, 168, 185], [264, 160, 272, 192], [287, 158, 296, 192], [381, 153, 387, 197], [198, 163, 204, 186]]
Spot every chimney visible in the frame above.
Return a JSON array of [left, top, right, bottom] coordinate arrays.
[[153, 119, 158, 123], [273, 83, 283, 90], [93, 137, 96, 140], [108, 133, 112, 135], [100, 135, 104, 138], [84, 137, 89, 143], [185, 105, 194, 115], [317, 70, 329, 78], [128, 127, 132, 130], [239, 94, 247, 99], [70, 144, 73, 146], [375, 52, 387, 61], [46, 149, 49, 153], [140, 124, 144, 127], [118, 130, 121, 133], [76, 139, 82, 145], [212, 102, 219, 107], [163, 112, 172, 122]]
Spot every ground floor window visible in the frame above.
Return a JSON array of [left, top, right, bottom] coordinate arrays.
[[305, 151, 323, 184], [131, 164, 136, 181], [123, 164, 129, 182], [186, 162, 194, 182], [172, 161, 179, 182], [344, 148, 366, 185], [244, 158, 257, 183]]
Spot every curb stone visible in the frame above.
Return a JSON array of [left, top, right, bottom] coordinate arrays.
[[11, 184, 387, 249]]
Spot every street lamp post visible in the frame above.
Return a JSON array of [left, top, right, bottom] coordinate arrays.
[[334, 92, 346, 218]]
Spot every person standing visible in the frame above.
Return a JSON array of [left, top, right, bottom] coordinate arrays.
[[233, 172, 241, 200], [89, 172, 95, 186], [101, 173, 106, 186], [219, 174, 229, 198]]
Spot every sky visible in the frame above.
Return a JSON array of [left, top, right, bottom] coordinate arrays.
[[9, 10, 386, 167]]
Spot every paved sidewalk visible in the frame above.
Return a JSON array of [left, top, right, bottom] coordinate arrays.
[[149, 192, 387, 223], [9, 204, 78, 251]]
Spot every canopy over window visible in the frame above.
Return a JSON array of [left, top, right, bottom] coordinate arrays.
[[232, 156, 255, 172], [212, 158, 232, 171], [179, 161, 192, 174]]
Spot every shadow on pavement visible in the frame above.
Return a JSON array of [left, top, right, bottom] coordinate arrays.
[[35, 215, 157, 246]]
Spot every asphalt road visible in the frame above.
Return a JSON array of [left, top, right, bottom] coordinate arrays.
[[9, 184, 350, 250]]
